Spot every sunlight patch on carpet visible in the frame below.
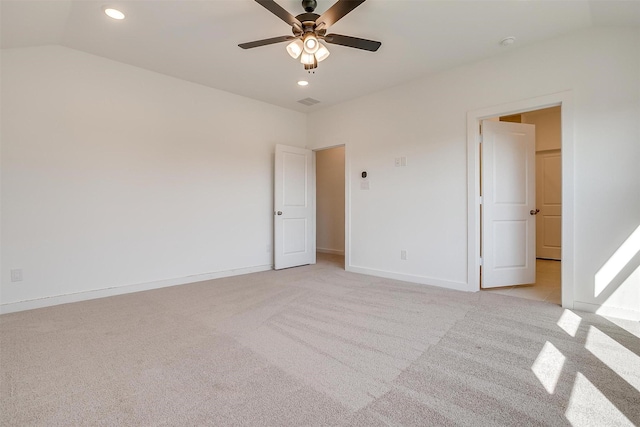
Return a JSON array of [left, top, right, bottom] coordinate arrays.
[[585, 326, 640, 392], [565, 372, 633, 426], [557, 309, 581, 337], [531, 341, 565, 394]]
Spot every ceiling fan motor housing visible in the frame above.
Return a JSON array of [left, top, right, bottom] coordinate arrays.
[[292, 13, 324, 37], [302, 0, 317, 13]]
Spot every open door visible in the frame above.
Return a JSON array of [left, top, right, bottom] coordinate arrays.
[[482, 120, 536, 288], [536, 150, 562, 260], [274, 144, 316, 270]]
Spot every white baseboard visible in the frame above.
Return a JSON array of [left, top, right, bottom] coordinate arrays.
[[573, 301, 640, 322], [0, 264, 273, 315], [317, 247, 345, 255], [346, 265, 470, 292]]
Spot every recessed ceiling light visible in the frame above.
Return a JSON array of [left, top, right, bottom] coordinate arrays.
[[297, 80, 309, 86], [104, 8, 125, 20], [500, 36, 516, 47]]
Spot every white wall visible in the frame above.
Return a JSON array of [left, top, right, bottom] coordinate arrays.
[[1, 46, 306, 310], [316, 146, 345, 254], [3, 27, 639, 320], [307, 27, 640, 319]]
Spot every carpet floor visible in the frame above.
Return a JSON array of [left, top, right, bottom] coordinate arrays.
[[1, 253, 639, 426]]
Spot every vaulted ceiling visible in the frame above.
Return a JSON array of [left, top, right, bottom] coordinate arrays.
[[2, 1, 639, 112]]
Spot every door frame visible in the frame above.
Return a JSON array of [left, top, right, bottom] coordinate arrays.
[[467, 91, 574, 308], [312, 143, 350, 269]]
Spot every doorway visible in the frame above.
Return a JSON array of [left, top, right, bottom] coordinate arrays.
[[467, 91, 575, 309], [272, 144, 347, 271], [481, 108, 562, 304], [315, 145, 346, 269]]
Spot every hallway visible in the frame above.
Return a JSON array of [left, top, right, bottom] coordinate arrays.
[[482, 259, 561, 305]]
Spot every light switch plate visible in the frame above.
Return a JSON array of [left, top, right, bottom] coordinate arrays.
[[11, 269, 23, 282]]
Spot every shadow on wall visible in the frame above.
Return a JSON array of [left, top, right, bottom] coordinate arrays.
[[594, 224, 640, 302]]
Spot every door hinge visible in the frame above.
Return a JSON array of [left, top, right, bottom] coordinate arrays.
[[479, 257, 483, 266], [479, 196, 483, 205], [478, 134, 483, 143]]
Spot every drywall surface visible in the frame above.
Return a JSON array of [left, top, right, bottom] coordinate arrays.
[[1, 45, 306, 308], [316, 146, 345, 254], [522, 106, 562, 152], [308, 27, 640, 319]]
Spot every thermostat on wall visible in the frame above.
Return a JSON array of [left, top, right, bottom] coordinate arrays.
[[360, 171, 370, 190]]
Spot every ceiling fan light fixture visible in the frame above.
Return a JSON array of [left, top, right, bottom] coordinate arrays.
[[286, 39, 304, 59], [303, 34, 319, 54], [315, 43, 330, 62], [300, 52, 315, 66]]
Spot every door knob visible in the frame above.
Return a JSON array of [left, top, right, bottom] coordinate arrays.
[[530, 209, 540, 215], [276, 211, 283, 216]]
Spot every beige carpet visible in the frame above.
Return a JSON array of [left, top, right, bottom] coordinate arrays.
[[1, 254, 639, 426]]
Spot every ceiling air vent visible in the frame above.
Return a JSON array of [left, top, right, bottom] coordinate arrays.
[[297, 97, 321, 106]]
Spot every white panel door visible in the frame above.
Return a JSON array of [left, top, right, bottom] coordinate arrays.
[[536, 150, 562, 260], [482, 121, 536, 288], [274, 144, 316, 270]]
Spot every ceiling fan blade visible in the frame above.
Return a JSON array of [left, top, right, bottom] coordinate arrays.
[[323, 33, 381, 52], [239, 35, 295, 49], [317, 0, 366, 28], [255, 0, 302, 27]]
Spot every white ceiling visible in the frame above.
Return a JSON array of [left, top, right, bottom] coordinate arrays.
[[2, 0, 639, 112]]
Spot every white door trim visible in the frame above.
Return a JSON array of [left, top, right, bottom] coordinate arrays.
[[467, 91, 574, 308], [345, 143, 351, 269]]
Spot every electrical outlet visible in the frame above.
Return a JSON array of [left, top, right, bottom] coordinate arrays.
[[395, 157, 402, 167], [400, 250, 407, 260], [10, 269, 23, 282]]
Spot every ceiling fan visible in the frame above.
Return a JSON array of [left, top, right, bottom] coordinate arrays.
[[239, 0, 381, 70]]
